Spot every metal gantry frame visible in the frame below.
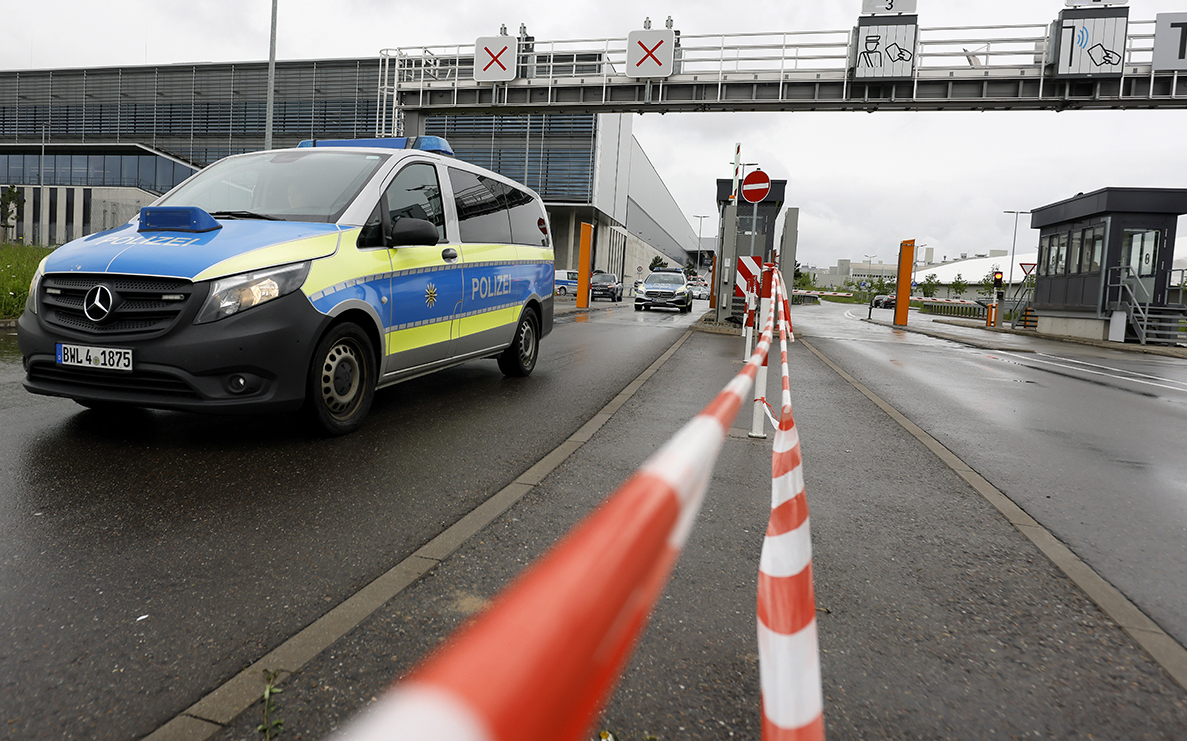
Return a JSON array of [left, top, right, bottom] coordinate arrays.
[[377, 20, 1184, 135]]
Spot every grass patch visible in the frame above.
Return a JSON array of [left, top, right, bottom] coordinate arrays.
[[0, 243, 52, 319]]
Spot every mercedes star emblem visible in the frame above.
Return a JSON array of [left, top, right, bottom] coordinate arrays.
[[83, 285, 114, 322]]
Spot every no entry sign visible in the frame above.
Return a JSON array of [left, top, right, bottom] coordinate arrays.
[[741, 169, 771, 203]]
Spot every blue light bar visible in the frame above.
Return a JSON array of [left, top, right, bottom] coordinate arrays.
[[297, 136, 454, 156], [138, 206, 222, 233]]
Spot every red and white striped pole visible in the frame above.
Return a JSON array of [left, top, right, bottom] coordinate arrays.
[[758, 274, 824, 740], [332, 298, 783, 741], [749, 264, 775, 439], [743, 273, 758, 362]]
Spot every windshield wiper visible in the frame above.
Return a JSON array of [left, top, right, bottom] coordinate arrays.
[[208, 210, 280, 221]]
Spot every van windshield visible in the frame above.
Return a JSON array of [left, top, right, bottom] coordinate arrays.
[[158, 150, 389, 223]]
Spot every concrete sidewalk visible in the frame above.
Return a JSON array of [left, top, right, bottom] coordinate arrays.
[[212, 328, 1187, 740]]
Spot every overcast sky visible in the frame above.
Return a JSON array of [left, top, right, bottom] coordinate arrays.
[[5, 0, 1184, 269]]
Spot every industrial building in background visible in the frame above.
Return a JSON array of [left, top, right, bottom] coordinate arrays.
[[0, 57, 698, 278]]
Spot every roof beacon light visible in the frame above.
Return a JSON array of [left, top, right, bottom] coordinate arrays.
[[138, 206, 222, 233], [297, 136, 454, 157]]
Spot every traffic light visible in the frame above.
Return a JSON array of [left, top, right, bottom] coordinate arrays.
[[993, 271, 1003, 289]]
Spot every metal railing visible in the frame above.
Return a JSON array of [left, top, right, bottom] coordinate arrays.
[[377, 19, 1180, 131], [1008, 276, 1036, 330], [1106, 265, 1153, 345]]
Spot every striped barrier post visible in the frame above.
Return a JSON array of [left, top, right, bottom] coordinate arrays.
[[758, 273, 825, 740], [744, 274, 758, 361], [750, 264, 775, 439], [333, 289, 782, 741]]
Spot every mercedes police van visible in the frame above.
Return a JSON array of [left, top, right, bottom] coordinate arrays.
[[17, 137, 554, 435]]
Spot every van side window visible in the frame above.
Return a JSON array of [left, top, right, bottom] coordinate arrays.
[[448, 167, 512, 244], [386, 163, 446, 240], [502, 184, 549, 247]]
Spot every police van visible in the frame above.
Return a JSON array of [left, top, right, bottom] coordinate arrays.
[[554, 269, 579, 296], [17, 137, 554, 434]]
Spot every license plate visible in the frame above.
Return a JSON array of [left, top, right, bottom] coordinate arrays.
[[56, 343, 133, 372]]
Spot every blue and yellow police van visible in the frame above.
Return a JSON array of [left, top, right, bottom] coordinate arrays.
[[17, 137, 554, 434]]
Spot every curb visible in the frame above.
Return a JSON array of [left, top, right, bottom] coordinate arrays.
[[862, 318, 1036, 353], [866, 316, 1187, 358], [142, 330, 697, 741], [906, 316, 1187, 359]]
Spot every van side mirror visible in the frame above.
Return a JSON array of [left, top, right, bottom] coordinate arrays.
[[390, 218, 439, 247]]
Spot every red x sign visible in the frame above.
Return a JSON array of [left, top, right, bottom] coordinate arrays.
[[473, 36, 517, 82], [483, 45, 508, 72], [636, 39, 664, 68], [626, 29, 676, 78]]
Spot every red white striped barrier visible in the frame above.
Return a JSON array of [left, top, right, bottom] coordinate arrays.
[[333, 286, 783, 741], [758, 274, 824, 740], [920, 297, 979, 305], [792, 290, 852, 297]]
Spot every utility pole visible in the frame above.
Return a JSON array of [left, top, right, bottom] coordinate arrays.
[[264, 0, 278, 151]]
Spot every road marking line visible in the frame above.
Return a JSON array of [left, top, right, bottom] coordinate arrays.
[[799, 337, 1187, 694], [143, 329, 696, 741], [1032, 351, 1187, 388], [995, 350, 1187, 393]]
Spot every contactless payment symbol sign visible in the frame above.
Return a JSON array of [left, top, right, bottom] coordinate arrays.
[[626, 29, 676, 78], [474, 36, 517, 82]]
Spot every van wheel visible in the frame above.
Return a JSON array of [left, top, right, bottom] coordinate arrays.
[[557, 286, 567, 296], [307, 322, 376, 436], [498, 310, 539, 378]]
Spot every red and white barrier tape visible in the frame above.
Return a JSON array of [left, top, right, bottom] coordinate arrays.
[[333, 283, 782, 741], [758, 274, 825, 740]]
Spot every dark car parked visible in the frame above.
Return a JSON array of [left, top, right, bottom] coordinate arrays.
[[590, 273, 623, 302]]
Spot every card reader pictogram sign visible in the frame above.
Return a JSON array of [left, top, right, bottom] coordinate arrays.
[[474, 36, 517, 82], [626, 29, 676, 78]]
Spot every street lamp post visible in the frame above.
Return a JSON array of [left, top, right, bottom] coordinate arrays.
[[39, 124, 46, 246], [264, 0, 278, 151], [1003, 210, 1031, 326], [863, 254, 876, 317], [693, 214, 710, 274]]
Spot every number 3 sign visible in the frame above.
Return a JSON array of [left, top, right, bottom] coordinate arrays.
[[862, 0, 917, 12]]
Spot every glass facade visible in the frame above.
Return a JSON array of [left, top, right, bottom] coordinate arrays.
[[0, 60, 381, 168], [0, 149, 194, 191], [0, 152, 194, 192], [425, 114, 596, 204]]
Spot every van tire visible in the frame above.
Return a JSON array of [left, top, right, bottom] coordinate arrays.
[[557, 286, 567, 296], [307, 322, 376, 436], [498, 310, 539, 378]]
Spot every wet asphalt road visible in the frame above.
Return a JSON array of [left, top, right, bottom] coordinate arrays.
[[794, 301, 1187, 652], [204, 305, 1187, 741], [0, 300, 702, 740]]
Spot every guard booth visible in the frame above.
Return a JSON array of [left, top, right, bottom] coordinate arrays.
[[1030, 188, 1187, 345]]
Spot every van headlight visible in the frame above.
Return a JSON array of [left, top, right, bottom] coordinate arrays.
[[25, 258, 47, 315], [195, 262, 310, 324]]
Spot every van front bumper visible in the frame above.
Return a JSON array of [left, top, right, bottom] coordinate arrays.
[[18, 290, 328, 414]]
